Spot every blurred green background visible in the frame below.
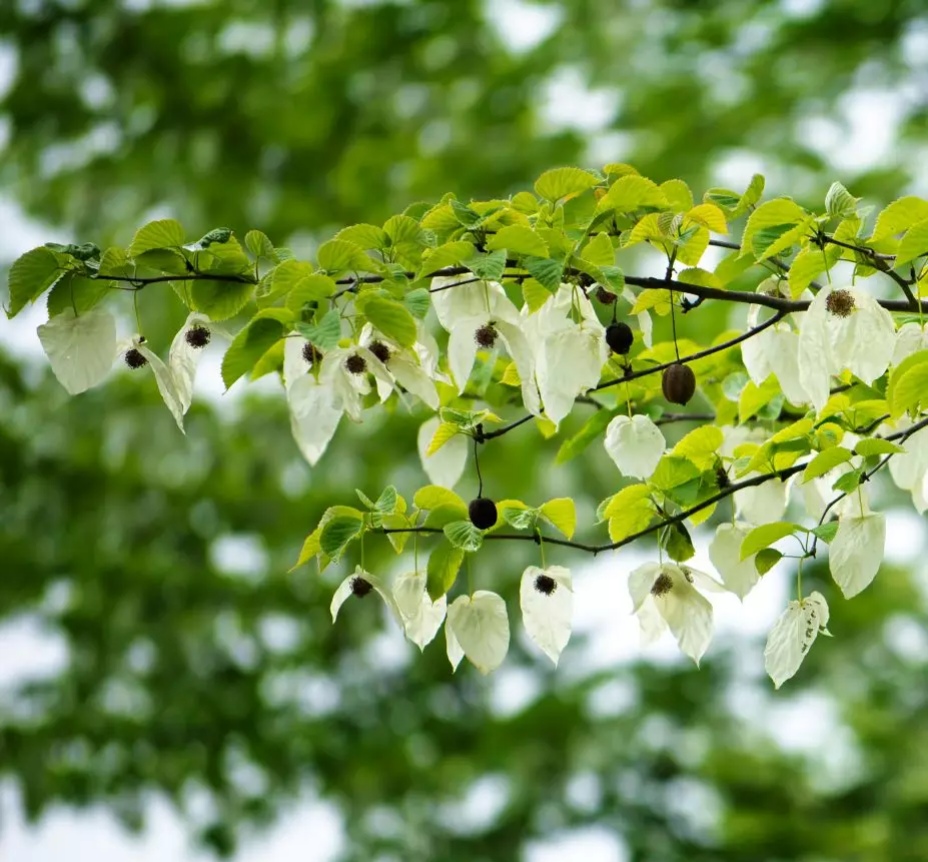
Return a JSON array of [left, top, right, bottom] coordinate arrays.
[[2, 1, 928, 859]]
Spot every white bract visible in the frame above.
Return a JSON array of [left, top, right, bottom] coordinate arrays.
[[168, 312, 220, 414], [119, 335, 188, 432], [283, 337, 342, 466], [446, 590, 510, 674], [797, 284, 895, 411], [829, 510, 886, 598], [621, 286, 653, 347], [603, 414, 666, 479], [887, 420, 928, 513], [319, 345, 393, 422], [891, 321, 928, 367], [521, 285, 608, 426], [741, 305, 807, 405], [764, 591, 830, 688], [330, 567, 397, 623], [417, 417, 467, 489], [37, 308, 117, 395], [431, 277, 540, 415], [392, 571, 447, 650], [708, 522, 760, 599], [628, 562, 723, 664], [519, 565, 573, 665], [734, 475, 787, 526], [358, 323, 440, 409]]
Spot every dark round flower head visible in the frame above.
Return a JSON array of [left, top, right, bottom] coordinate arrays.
[[350, 576, 374, 598], [595, 286, 617, 304], [715, 466, 730, 489], [345, 353, 367, 375], [661, 363, 696, 405], [474, 322, 499, 348], [468, 497, 498, 530], [368, 340, 391, 364], [825, 288, 856, 318], [302, 341, 321, 365], [650, 572, 674, 597], [534, 574, 557, 595], [124, 348, 148, 369], [184, 325, 211, 348], [606, 322, 634, 355]]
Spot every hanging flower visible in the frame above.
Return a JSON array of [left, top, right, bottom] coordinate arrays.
[[430, 277, 540, 415], [282, 336, 342, 466], [358, 323, 439, 409], [603, 414, 666, 479], [118, 334, 187, 432], [892, 321, 928, 367], [520, 565, 573, 665], [445, 590, 510, 674], [319, 344, 394, 422], [417, 416, 468, 489], [167, 312, 224, 415], [764, 591, 830, 689], [521, 285, 608, 426], [741, 305, 807, 405], [829, 497, 886, 599], [708, 522, 761, 599], [391, 571, 447, 650], [330, 566, 398, 623], [797, 284, 896, 411], [628, 562, 724, 664], [36, 308, 118, 395]]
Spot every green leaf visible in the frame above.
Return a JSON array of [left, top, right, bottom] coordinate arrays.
[[580, 232, 615, 267], [295, 309, 342, 351], [802, 447, 853, 482], [424, 504, 469, 529], [426, 421, 460, 456], [824, 181, 859, 219], [672, 426, 723, 471], [244, 229, 278, 261], [741, 199, 806, 257], [740, 522, 802, 560], [417, 241, 476, 278], [404, 287, 431, 319], [607, 501, 655, 543], [755, 548, 783, 575], [738, 376, 781, 422], [414, 485, 467, 513], [426, 543, 465, 601], [895, 217, 928, 267], [190, 278, 255, 321], [854, 438, 904, 457], [443, 520, 484, 552], [486, 225, 549, 258], [539, 498, 576, 539], [871, 196, 928, 242], [662, 522, 695, 562], [374, 485, 398, 513], [362, 296, 417, 348], [335, 223, 388, 250], [501, 504, 538, 530], [596, 175, 668, 213], [46, 273, 111, 317], [450, 199, 483, 227], [317, 239, 374, 273], [7, 247, 61, 316], [285, 274, 337, 316], [888, 349, 928, 418], [221, 317, 285, 388], [522, 278, 552, 313], [465, 249, 507, 281], [523, 256, 563, 290], [832, 470, 863, 494], [811, 522, 839, 543], [534, 167, 599, 202], [128, 219, 185, 256], [384, 214, 426, 248], [319, 516, 364, 560]]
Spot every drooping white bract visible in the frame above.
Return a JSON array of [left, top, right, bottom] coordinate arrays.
[[734, 475, 787, 526], [330, 566, 397, 623], [829, 507, 886, 598], [430, 277, 540, 415], [519, 565, 573, 665], [358, 323, 440, 409], [741, 305, 807, 405], [708, 522, 761, 600], [603, 414, 666, 479], [417, 416, 467, 489], [621, 287, 653, 347], [446, 590, 510, 674], [119, 335, 188, 432], [797, 284, 896, 411], [628, 562, 723, 664], [168, 312, 222, 414], [887, 419, 928, 513], [764, 591, 830, 689], [891, 321, 928, 367], [521, 285, 608, 426], [392, 571, 447, 650], [319, 345, 394, 422], [282, 337, 342, 466], [37, 308, 118, 395]]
